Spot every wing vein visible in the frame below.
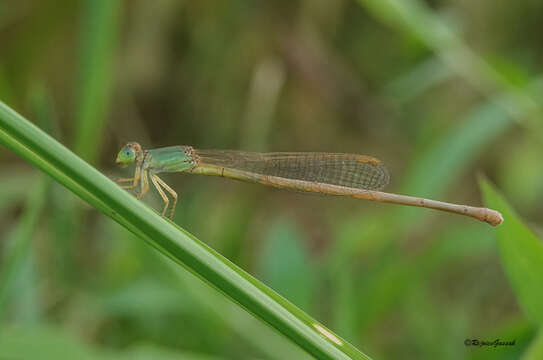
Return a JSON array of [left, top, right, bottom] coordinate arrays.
[[194, 150, 390, 190]]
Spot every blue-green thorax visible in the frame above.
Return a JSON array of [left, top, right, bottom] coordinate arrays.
[[144, 145, 195, 173]]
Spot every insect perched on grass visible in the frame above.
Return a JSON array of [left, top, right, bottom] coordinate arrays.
[[115, 142, 503, 226]]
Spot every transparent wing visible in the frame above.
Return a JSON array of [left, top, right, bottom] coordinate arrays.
[[193, 150, 389, 190]]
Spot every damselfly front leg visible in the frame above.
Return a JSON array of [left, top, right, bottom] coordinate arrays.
[[116, 164, 149, 201], [116, 165, 141, 190], [136, 169, 150, 199]]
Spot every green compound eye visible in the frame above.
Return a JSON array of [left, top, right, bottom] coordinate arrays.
[[116, 146, 136, 165]]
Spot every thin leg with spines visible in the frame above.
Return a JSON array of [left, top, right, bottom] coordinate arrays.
[[152, 174, 178, 219], [116, 166, 141, 190], [150, 173, 170, 217]]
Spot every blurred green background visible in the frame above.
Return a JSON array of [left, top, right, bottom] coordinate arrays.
[[1, 0, 543, 359]]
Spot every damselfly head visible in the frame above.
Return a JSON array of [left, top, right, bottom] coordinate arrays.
[[116, 142, 142, 167]]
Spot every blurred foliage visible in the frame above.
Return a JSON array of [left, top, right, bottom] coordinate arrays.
[[1, 0, 543, 359], [482, 180, 543, 326]]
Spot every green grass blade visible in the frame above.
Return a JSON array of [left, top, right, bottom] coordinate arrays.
[[0, 325, 229, 360], [0, 177, 48, 320], [0, 87, 54, 321], [0, 100, 371, 360], [522, 330, 543, 360], [357, 0, 543, 128], [480, 178, 543, 325], [74, 0, 120, 163], [60, 0, 121, 288]]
